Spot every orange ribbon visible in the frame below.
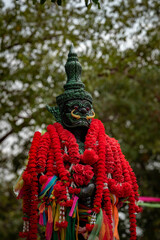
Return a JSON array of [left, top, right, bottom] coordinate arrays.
[[111, 194, 120, 240], [39, 202, 45, 214], [48, 205, 53, 223], [113, 205, 120, 240]]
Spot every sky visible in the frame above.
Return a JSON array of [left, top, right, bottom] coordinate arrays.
[[3, 0, 12, 7]]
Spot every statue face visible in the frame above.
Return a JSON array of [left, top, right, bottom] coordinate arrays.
[[61, 99, 94, 128]]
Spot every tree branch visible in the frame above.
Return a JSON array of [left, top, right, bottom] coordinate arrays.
[[0, 129, 13, 144], [3, 34, 62, 51]]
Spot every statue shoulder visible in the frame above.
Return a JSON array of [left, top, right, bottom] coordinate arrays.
[[29, 129, 49, 146], [31, 125, 52, 142], [105, 133, 120, 148], [30, 131, 42, 145]]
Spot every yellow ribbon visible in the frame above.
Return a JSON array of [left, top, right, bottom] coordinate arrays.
[[76, 207, 79, 240], [54, 204, 60, 231], [52, 197, 56, 219], [60, 228, 65, 240]]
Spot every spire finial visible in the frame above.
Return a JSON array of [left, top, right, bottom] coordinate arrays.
[[64, 43, 83, 90], [69, 43, 76, 55]]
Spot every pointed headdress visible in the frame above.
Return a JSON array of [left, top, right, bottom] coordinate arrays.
[[56, 44, 93, 108]]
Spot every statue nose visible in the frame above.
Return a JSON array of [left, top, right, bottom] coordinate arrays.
[[80, 108, 87, 114]]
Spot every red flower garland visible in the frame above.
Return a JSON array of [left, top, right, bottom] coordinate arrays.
[[114, 139, 139, 240], [28, 132, 41, 240], [46, 145, 58, 177], [105, 136, 115, 174], [107, 137, 124, 183], [84, 119, 99, 150], [21, 131, 41, 239], [103, 183, 113, 240], [126, 161, 139, 201], [72, 164, 94, 186], [19, 119, 140, 240], [92, 120, 106, 213], [128, 195, 137, 240], [54, 122, 80, 164], [37, 132, 51, 174], [54, 181, 67, 203], [47, 124, 69, 183]]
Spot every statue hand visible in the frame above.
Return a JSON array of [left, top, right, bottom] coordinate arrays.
[[78, 182, 96, 208]]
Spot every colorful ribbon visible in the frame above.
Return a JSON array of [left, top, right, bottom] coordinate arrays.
[[139, 196, 160, 202], [138, 196, 160, 208], [69, 195, 79, 217], [39, 175, 58, 199], [123, 196, 160, 208], [138, 202, 160, 208]]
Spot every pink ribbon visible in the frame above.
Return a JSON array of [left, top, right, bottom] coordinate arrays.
[[139, 196, 160, 202], [17, 187, 24, 199], [39, 213, 44, 225], [69, 195, 79, 217], [46, 222, 53, 240], [41, 177, 53, 191]]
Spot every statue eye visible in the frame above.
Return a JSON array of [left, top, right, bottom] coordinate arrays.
[[86, 107, 90, 111], [74, 106, 78, 110]]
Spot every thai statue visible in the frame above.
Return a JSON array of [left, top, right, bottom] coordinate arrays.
[[14, 45, 141, 240]]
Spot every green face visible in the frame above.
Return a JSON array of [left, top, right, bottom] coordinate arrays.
[[61, 99, 93, 128]]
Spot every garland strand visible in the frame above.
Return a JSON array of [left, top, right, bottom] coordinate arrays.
[[114, 139, 139, 240], [105, 136, 115, 174], [20, 131, 41, 239], [47, 124, 69, 183], [54, 122, 80, 164], [103, 184, 113, 240], [37, 132, 51, 174], [107, 137, 124, 183], [46, 146, 57, 177], [92, 120, 106, 213]]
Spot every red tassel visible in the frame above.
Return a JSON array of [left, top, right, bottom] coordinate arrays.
[[86, 224, 94, 232], [19, 232, 28, 238], [23, 172, 33, 185], [65, 199, 73, 207], [82, 149, 99, 165], [56, 221, 68, 229], [46, 222, 53, 240]]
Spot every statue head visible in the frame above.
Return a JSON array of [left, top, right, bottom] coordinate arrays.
[[47, 44, 95, 129]]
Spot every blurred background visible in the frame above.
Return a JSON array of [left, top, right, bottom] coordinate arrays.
[[0, 0, 160, 239]]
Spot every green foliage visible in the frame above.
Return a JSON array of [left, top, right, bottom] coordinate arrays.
[[0, 180, 22, 239], [39, 0, 101, 8], [0, 0, 160, 239]]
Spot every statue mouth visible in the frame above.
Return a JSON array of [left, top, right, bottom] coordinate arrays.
[[62, 118, 90, 128], [62, 109, 94, 129]]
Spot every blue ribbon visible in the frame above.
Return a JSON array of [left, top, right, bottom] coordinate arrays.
[[39, 175, 58, 197], [43, 211, 47, 226]]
